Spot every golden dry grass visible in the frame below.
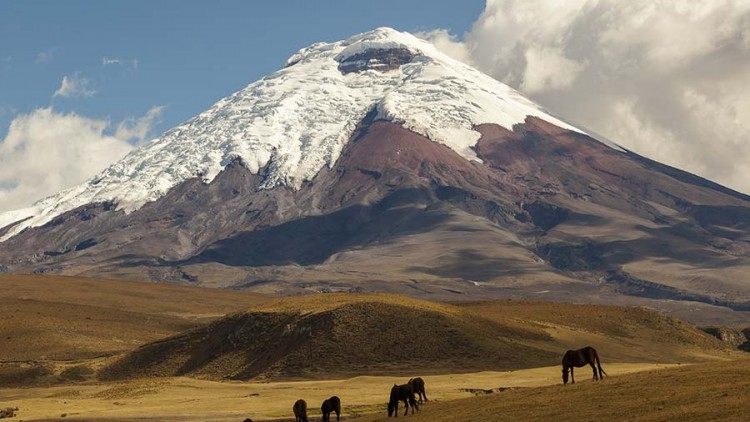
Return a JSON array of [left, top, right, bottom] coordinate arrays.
[[0, 275, 268, 386], [251, 293, 463, 316], [1, 276, 745, 422], [457, 300, 727, 363], [355, 358, 750, 422], [0, 362, 677, 421], [0, 275, 268, 318]]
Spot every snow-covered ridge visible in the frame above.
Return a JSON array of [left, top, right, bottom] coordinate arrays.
[[0, 27, 612, 240]]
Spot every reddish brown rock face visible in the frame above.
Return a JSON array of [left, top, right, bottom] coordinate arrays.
[[1, 115, 750, 323]]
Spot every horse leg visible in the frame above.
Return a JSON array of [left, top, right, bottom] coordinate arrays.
[[591, 362, 598, 381], [571, 367, 575, 384], [404, 399, 409, 416], [335, 408, 340, 422]]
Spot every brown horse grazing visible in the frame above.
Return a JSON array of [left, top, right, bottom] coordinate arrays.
[[407, 377, 428, 404], [293, 399, 308, 422], [562, 346, 607, 384], [321, 396, 341, 422], [388, 383, 419, 417]]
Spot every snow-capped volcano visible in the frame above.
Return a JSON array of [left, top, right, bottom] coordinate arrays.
[[0, 27, 602, 240], [2, 27, 749, 321]]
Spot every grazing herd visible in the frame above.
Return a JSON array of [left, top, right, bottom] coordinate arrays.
[[287, 347, 605, 420], [292, 396, 340, 422], [291, 376, 428, 421]]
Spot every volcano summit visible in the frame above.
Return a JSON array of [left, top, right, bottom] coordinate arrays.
[[1, 28, 749, 323]]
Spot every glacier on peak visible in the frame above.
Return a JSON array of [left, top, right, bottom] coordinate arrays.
[[0, 27, 615, 240]]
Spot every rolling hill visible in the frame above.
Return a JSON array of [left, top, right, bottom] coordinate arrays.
[[0, 275, 267, 387], [100, 294, 734, 382]]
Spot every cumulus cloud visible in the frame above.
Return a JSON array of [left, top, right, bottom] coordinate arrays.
[[417, 29, 477, 67], [0, 107, 164, 212], [115, 105, 164, 144], [425, 0, 750, 194], [0, 109, 132, 212], [521, 44, 586, 93], [53, 73, 96, 98]]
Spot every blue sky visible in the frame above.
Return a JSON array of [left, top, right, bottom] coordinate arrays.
[[0, 0, 483, 139]]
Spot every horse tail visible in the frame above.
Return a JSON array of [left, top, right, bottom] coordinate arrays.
[[595, 351, 606, 378]]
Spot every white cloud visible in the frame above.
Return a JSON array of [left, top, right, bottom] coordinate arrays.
[[0, 109, 132, 212], [35, 51, 53, 64], [102, 56, 138, 70], [0, 107, 165, 212], [424, 0, 750, 194], [53, 73, 96, 98], [416, 29, 476, 66], [115, 105, 164, 144], [521, 44, 586, 93]]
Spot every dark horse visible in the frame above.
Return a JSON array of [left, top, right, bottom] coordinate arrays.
[[293, 399, 308, 422], [321, 396, 341, 422], [407, 377, 428, 404], [562, 346, 607, 384], [388, 383, 419, 417]]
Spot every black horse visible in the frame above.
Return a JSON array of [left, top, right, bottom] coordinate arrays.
[[293, 399, 308, 422], [407, 377, 428, 404], [388, 383, 419, 417], [321, 396, 341, 422], [562, 346, 607, 384]]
